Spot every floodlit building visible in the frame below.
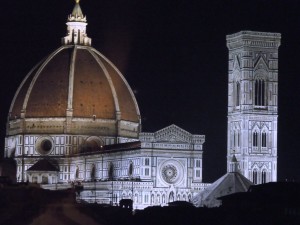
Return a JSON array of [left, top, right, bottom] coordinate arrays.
[[3, 1, 281, 209], [4, 0, 207, 209], [226, 31, 281, 184]]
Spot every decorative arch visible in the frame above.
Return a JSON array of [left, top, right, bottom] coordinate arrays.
[[162, 194, 166, 204], [169, 191, 174, 203], [80, 136, 104, 153]]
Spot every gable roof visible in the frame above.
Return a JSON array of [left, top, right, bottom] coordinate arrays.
[[27, 159, 59, 172]]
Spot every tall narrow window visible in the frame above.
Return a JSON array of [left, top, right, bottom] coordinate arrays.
[[262, 170, 267, 183], [253, 131, 258, 147], [233, 130, 236, 147], [237, 131, 240, 147], [108, 163, 114, 180], [75, 166, 79, 179], [236, 82, 240, 106], [255, 79, 266, 106], [262, 132, 267, 147], [253, 169, 258, 184], [91, 164, 95, 180], [195, 159, 201, 168], [145, 158, 150, 166]]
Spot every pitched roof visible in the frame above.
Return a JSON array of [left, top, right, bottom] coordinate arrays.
[[192, 172, 253, 208], [27, 159, 59, 172]]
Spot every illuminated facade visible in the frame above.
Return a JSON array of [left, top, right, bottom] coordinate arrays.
[[226, 31, 281, 184], [4, 1, 207, 209]]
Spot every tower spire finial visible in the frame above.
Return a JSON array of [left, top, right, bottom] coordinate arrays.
[[62, 0, 91, 46]]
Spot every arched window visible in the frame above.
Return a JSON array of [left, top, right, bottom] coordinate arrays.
[[233, 130, 236, 147], [253, 169, 258, 184], [253, 131, 258, 147], [157, 194, 160, 204], [108, 162, 114, 180], [151, 194, 154, 205], [237, 130, 240, 147], [236, 82, 240, 106], [75, 166, 79, 179], [91, 164, 95, 180], [169, 192, 174, 203], [128, 161, 133, 177], [255, 79, 266, 106], [262, 170, 267, 183], [262, 132, 267, 147]]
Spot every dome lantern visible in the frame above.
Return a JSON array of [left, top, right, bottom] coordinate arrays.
[[62, 0, 91, 46]]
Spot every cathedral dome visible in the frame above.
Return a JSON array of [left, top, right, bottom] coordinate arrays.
[[7, 1, 141, 138]]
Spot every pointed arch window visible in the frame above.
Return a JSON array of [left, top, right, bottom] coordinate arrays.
[[255, 79, 266, 106], [253, 131, 258, 147], [233, 130, 240, 148], [237, 130, 240, 147], [236, 82, 240, 106], [262, 132, 267, 147], [253, 169, 258, 184], [262, 170, 267, 183]]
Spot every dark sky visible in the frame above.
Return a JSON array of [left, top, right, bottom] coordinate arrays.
[[1, 0, 300, 183]]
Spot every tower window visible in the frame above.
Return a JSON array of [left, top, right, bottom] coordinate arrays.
[[262, 170, 267, 183], [255, 79, 266, 106], [262, 132, 267, 147], [253, 131, 258, 147], [236, 82, 240, 106], [237, 131, 240, 147], [253, 169, 258, 184]]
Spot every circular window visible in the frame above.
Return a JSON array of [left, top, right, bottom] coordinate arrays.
[[36, 136, 54, 155], [160, 160, 184, 185], [162, 164, 178, 184]]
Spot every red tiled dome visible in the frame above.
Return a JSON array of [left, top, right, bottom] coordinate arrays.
[[8, 45, 141, 137]]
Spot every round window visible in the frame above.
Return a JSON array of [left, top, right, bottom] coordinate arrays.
[[41, 139, 52, 151], [160, 160, 184, 185], [36, 136, 53, 155], [162, 164, 178, 184]]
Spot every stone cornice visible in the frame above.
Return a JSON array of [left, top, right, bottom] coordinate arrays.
[[226, 31, 281, 50]]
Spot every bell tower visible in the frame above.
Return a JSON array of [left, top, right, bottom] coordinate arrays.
[[226, 31, 281, 184]]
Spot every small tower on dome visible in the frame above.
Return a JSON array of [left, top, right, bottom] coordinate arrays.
[[62, 0, 91, 46]]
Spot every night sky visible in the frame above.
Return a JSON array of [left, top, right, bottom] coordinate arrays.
[[1, 0, 300, 183]]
